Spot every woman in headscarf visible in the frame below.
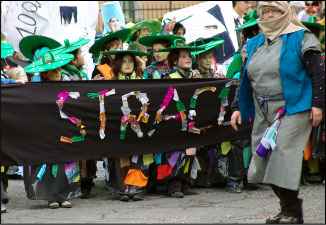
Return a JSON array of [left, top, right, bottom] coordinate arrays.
[[230, 1, 325, 224]]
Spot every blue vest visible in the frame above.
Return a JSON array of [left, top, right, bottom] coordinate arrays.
[[239, 29, 312, 121]]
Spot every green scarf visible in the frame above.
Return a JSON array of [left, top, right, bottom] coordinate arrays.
[[174, 65, 193, 78], [63, 64, 89, 80]]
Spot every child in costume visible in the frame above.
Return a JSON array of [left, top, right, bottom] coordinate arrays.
[[138, 34, 185, 79], [49, 38, 97, 198], [154, 39, 204, 198], [129, 20, 162, 67], [89, 29, 132, 80], [23, 52, 81, 209], [102, 48, 150, 201], [19, 35, 61, 82], [189, 37, 224, 78]]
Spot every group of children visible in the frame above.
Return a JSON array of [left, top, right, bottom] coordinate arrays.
[[1, 11, 325, 213]]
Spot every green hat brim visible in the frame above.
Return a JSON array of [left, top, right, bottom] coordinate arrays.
[[101, 50, 149, 57], [190, 39, 225, 56], [1, 43, 15, 58], [226, 54, 243, 78], [50, 38, 90, 55], [302, 22, 325, 32], [130, 20, 162, 35], [24, 53, 74, 73], [89, 29, 132, 58], [138, 35, 185, 48], [235, 19, 258, 31], [157, 46, 205, 53], [19, 35, 61, 60]]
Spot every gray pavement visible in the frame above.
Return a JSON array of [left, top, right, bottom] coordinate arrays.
[[1, 163, 325, 224]]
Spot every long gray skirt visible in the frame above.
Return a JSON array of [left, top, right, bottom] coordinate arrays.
[[248, 99, 312, 191]]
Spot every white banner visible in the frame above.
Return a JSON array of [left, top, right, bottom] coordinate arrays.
[[162, 1, 237, 49], [1, 1, 99, 79]]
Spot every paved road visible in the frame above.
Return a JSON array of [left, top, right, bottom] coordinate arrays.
[[1, 163, 325, 223]]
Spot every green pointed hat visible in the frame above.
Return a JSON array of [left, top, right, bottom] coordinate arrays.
[[19, 35, 61, 61], [138, 34, 185, 48], [1, 42, 14, 58], [23, 52, 74, 73], [235, 10, 258, 31], [301, 16, 325, 32], [100, 43, 150, 57], [49, 38, 90, 55], [157, 39, 205, 53], [89, 29, 132, 58], [226, 54, 243, 78], [188, 37, 225, 56]]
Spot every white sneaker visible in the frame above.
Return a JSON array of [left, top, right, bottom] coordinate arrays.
[[1, 206, 6, 213]]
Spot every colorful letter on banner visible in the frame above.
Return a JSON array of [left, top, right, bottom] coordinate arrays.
[[120, 91, 150, 140], [148, 86, 187, 137], [87, 89, 115, 139], [188, 87, 216, 134], [56, 91, 86, 143]]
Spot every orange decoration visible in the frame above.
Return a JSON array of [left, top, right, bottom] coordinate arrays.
[[180, 111, 186, 121], [303, 139, 312, 161], [123, 169, 148, 187], [96, 64, 115, 80], [60, 136, 72, 143]]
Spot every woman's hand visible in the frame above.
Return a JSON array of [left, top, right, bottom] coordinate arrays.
[[231, 111, 242, 131], [310, 107, 323, 127]]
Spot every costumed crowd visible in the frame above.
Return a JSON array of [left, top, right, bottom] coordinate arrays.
[[1, 1, 325, 224]]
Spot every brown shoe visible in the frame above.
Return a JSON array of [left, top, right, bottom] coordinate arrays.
[[266, 212, 282, 224], [279, 216, 303, 224]]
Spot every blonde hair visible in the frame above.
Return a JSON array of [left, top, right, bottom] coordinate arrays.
[[7, 67, 22, 80]]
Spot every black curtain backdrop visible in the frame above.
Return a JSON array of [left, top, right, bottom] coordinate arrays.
[[1, 79, 252, 166]]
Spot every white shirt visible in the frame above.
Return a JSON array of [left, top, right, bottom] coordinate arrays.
[[233, 10, 244, 27]]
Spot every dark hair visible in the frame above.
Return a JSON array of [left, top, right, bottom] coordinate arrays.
[[167, 49, 181, 68], [109, 17, 119, 22], [112, 52, 141, 78], [152, 39, 170, 48], [241, 24, 260, 44], [70, 48, 80, 59], [100, 38, 123, 66], [173, 23, 186, 35], [232, 1, 237, 8]]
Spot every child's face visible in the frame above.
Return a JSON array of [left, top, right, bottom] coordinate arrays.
[[140, 56, 148, 64], [153, 43, 169, 63], [44, 67, 62, 81], [139, 28, 150, 38], [120, 55, 134, 74], [108, 43, 123, 60], [175, 28, 185, 37], [72, 49, 85, 68], [18, 71, 28, 82], [176, 49, 192, 70], [197, 51, 213, 71]]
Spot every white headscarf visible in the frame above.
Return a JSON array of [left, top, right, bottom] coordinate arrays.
[[257, 1, 306, 41]]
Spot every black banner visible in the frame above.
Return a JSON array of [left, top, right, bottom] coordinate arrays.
[[1, 79, 252, 166]]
